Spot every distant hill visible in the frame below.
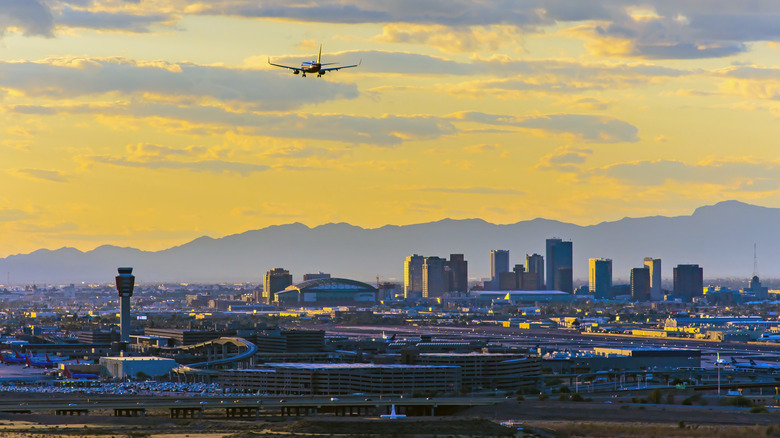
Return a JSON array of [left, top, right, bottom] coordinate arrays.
[[1, 200, 778, 285]]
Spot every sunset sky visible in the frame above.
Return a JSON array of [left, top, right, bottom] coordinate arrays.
[[2, 1, 780, 256]]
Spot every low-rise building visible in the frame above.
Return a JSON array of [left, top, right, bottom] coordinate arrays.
[[219, 363, 460, 395], [99, 356, 178, 379]]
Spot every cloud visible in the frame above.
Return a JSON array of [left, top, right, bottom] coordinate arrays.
[[463, 143, 499, 153], [0, 57, 357, 111], [373, 23, 526, 53], [716, 66, 780, 101], [11, 168, 69, 182], [15, 221, 79, 234], [188, 0, 553, 27], [536, 146, 593, 172], [569, 3, 780, 59], [15, 101, 457, 146], [0, 0, 54, 37], [231, 203, 304, 219], [125, 143, 209, 159], [451, 112, 639, 143], [0, 208, 36, 222], [261, 144, 348, 160], [589, 159, 780, 189], [419, 186, 524, 195], [87, 155, 271, 176], [1, 1, 778, 62], [191, 1, 780, 59], [56, 6, 174, 32]]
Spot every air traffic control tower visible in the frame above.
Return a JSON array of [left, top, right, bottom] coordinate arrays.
[[115, 267, 135, 343]]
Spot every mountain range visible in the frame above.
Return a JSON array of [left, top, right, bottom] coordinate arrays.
[[1, 200, 778, 285]]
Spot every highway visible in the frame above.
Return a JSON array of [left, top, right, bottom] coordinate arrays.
[[0, 395, 499, 416]]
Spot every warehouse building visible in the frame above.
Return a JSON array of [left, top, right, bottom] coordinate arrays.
[[99, 356, 178, 379]]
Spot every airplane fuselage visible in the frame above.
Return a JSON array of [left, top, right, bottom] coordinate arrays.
[[300, 62, 322, 73]]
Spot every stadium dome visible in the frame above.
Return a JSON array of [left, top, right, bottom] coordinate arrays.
[[275, 277, 377, 306]]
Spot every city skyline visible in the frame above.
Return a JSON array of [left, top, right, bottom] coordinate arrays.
[[2, 199, 780, 284], [1, 2, 780, 257]]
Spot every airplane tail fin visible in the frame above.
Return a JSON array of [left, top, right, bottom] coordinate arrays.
[[751, 359, 757, 365], [25, 357, 31, 366], [318, 44, 322, 64], [0, 354, 6, 364]]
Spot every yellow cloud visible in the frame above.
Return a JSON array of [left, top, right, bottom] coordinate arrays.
[[565, 24, 636, 57], [373, 23, 525, 54]]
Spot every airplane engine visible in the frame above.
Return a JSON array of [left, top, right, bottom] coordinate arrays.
[[319, 71, 326, 75], [293, 70, 300, 75]]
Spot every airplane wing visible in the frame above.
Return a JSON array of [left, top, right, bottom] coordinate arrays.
[[267, 58, 304, 72], [320, 59, 362, 73]]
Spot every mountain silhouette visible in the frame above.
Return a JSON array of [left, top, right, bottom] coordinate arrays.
[[0, 200, 776, 285]]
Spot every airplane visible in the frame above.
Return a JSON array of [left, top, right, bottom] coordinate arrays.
[[268, 45, 361, 77], [380, 404, 406, 419], [757, 333, 780, 343], [729, 356, 780, 373], [64, 367, 100, 380], [25, 354, 55, 369], [0, 351, 26, 365]]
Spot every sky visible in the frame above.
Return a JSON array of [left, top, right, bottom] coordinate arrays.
[[1, 0, 780, 257]]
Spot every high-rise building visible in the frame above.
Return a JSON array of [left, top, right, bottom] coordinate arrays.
[[644, 257, 662, 301], [547, 239, 573, 293], [490, 250, 510, 283], [263, 268, 293, 304], [525, 253, 544, 290], [499, 271, 518, 290], [447, 254, 468, 294], [631, 267, 651, 301], [748, 275, 769, 300], [422, 256, 447, 298], [555, 267, 573, 294], [673, 264, 703, 302], [404, 254, 425, 299], [589, 258, 612, 300]]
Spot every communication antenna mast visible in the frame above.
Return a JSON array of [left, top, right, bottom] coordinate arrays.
[[753, 243, 758, 277]]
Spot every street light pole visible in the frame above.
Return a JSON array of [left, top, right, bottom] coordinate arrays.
[[715, 352, 724, 398]]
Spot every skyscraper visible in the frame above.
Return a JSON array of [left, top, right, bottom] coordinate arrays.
[[631, 266, 651, 301], [673, 264, 703, 302], [447, 254, 468, 294], [263, 268, 293, 304], [404, 254, 424, 299], [490, 250, 510, 284], [422, 256, 447, 298], [644, 257, 662, 301], [547, 239, 573, 293], [589, 258, 612, 300], [526, 253, 544, 290], [303, 272, 331, 281]]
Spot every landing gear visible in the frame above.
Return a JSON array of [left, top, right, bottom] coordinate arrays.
[[302, 73, 306, 77]]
